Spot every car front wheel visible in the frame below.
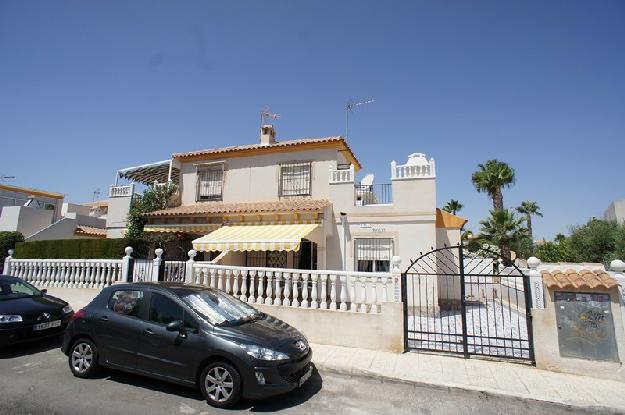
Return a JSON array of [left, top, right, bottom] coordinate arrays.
[[69, 339, 99, 378], [200, 362, 241, 408]]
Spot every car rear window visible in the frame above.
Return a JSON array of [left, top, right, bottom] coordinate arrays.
[[108, 290, 144, 317]]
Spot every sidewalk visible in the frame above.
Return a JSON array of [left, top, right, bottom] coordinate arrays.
[[312, 343, 625, 413], [50, 287, 625, 413]]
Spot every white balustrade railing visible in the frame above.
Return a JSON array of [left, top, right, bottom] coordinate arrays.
[[7, 259, 123, 288], [329, 164, 355, 184], [391, 155, 436, 179], [189, 263, 395, 314], [109, 184, 134, 197]]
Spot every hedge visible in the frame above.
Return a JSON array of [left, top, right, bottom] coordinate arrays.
[[13, 238, 152, 260], [1, 231, 25, 270]]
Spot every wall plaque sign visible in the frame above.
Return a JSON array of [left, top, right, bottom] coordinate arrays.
[[554, 291, 618, 362]]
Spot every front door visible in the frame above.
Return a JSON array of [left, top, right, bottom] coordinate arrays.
[[95, 289, 145, 369], [135, 291, 206, 383]]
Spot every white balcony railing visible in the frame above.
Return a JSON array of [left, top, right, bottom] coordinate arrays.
[[391, 153, 436, 179], [109, 184, 134, 198], [329, 164, 355, 184], [189, 263, 396, 314], [8, 259, 123, 288]]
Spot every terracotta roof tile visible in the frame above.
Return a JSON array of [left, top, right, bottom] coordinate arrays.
[[146, 199, 331, 217], [74, 225, 107, 238], [542, 269, 618, 290], [172, 136, 362, 170]]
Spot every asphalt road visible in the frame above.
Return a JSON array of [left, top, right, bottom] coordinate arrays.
[[0, 337, 600, 415]]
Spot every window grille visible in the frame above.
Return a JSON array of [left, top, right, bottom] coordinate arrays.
[[196, 166, 223, 201], [279, 162, 312, 197], [354, 238, 393, 272]]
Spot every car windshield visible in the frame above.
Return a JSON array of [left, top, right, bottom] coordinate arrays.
[[181, 289, 261, 326], [0, 279, 41, 300]]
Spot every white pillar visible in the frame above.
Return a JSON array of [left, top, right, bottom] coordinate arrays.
[[185, 250, 196, 284], [121, 246, 133, 283], [3, 249, 14, 275], [152, 248, 163, 282], [527, 257, 544, 309]]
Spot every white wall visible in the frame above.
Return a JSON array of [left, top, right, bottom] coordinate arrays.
[[0, 206, 54, 237], [179, 148, 342, 205], [106, 193, 135, 238]]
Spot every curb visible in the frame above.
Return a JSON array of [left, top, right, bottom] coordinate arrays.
[[315, 363, 625, 415]]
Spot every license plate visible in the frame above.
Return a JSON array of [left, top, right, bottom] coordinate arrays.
[[33, 320, 61, 331], [298, 366, 312, 387]]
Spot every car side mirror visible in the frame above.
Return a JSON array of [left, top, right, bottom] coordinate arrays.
[[166, 320, 185, 333], [40, 289, 47, 294]]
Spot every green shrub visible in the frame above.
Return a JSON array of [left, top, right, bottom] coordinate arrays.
[[0, 231, 25, 266], [13, 238, 152, 259]]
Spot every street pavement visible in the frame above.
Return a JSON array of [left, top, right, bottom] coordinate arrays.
[[0, 336, 608, 415]]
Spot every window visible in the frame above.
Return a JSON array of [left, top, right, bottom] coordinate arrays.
[[354, 238, 393, 272], [148, 293, 198, 330], [149, 293, 183, 325], [279, 161, 311, 197], [196, 165, 224, 201], [108, 290, 144, 317]]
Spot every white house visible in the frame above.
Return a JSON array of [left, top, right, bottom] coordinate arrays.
[[106, 124, 466, 272], [0, 183, 106, 240]]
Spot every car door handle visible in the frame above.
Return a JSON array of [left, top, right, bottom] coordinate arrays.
[[99, 316, 109, 322], [143, 328, 154, 336]]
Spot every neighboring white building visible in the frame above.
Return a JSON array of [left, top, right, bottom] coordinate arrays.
[[604, 199, 625, 223], [0, 184, 106, 240], [107, 125, 467, 271]]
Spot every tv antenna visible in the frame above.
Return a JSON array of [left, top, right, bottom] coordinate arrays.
[[345, 98, 374, 139], [260, 107, 280, 126], [0, 175, 15, 182]]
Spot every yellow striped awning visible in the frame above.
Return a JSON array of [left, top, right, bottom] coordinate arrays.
[[144, 224, 218, 233], [192, 223, 319, 252]]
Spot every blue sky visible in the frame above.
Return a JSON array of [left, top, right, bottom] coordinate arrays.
[[1, 1, 624, 240]]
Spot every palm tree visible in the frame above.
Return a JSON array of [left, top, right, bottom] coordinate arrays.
[[442, 199, 463, 215], [516, 201, 543, 247], [471, 160, 515, 211], [478, 209, 528, 265]]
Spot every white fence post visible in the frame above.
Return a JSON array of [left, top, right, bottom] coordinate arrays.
[[185, 250, 196, 284], [121, 246, 133, 283], [152, 248, 163, 282], [3, 249, 14, 274], [527, 256, 544, 309], [391, 256, 402, 302]]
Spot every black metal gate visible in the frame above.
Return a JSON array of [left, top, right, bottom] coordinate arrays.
[[402, 245, 534, 362]]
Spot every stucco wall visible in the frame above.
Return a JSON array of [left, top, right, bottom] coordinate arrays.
[[0, 206, 54, 237], [106, 194, 135, 238], [179, 148, 341, 205], [254, 302, 404, 353], [533, 287, 625, 382]]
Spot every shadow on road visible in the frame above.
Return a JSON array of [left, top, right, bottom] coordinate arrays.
[[0, 335, 62, 359], [92, 365, 322, 412]]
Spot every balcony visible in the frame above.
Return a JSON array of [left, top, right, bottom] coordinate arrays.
[[355, 184, 392, 206]]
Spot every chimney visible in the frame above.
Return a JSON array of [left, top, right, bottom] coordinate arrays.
[[260, 124, 276, 146]]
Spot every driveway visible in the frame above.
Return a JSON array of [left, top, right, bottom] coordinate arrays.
[[0, 337, 600, 415]]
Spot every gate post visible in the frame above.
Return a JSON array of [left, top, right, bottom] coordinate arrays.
[[3, 249, 14, 275], [121, 246, 133, 283], [458, 245, 470, 358], [185, 250, 196, 284], [527, 257, 544, 309], [152, 248, 164, 282]]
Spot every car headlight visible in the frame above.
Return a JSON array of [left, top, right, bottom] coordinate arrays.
[[0, 315, 22, 324], [62, 305, 73, 314], [239, 344, 289, 361]]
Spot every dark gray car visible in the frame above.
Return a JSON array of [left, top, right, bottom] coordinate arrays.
[[61, 282, 312, 408]]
